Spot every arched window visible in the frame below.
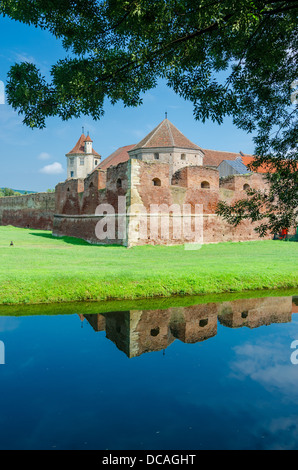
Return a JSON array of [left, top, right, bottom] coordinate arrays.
[[89, 182, 94, 189], [117, 178, 122, 189], [152, 178, 161, 187], [201, 181, 210, 189], [94, 160, 98, 166], [243, 184, 250, 190]]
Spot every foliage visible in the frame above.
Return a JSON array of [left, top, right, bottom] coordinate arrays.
[[0, 0, 297, 232], [0, 187, 21, 197]]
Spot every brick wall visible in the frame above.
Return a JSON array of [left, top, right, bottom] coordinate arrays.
[[0, 192, 55, 230]]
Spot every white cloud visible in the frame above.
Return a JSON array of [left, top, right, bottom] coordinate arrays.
[[230, 337, 298, 403], [39, 162, 65, 175], [14, 52, 36, 64], [38, 152, 51, 161]]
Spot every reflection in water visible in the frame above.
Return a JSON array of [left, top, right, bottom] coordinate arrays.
[[81, 296, 294, 358]]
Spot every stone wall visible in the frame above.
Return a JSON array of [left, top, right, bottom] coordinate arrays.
[[0, 192, 55, 230], [82, 295, 293, 358], [53, 158, 272, 246]]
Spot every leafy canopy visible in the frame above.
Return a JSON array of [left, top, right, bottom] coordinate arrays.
[[0, 0, 297, 233]]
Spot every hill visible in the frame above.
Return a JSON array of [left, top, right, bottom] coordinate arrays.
[[0, 187, 37, 195]]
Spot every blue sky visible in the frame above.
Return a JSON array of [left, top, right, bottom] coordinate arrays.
[[0, 15, 256, 192]]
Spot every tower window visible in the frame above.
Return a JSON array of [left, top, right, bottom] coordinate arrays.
[[70, 172, 74, 178], [152, 178, 161, 187], [95, 160, 98, 166], [69, 158, 74, 166], [181, 154, 186, 161], [80, 158, 84, 166]]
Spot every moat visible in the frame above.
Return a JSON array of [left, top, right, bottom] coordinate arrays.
[[0, 291, 297, 450]]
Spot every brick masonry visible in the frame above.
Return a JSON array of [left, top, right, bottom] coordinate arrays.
[[52, 158, 271, 246], [82, 295, 292, 358], [0, 192, 55, 230]]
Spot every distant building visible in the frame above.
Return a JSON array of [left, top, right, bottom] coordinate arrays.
[[217, 156, 252, 178], [66, 132, 101, 179]]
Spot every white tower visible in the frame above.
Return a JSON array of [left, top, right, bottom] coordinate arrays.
[[66, 131, 101, 179]]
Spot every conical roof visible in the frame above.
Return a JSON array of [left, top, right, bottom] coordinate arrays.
[[131, 119, 202, 151], [66, 133, 100, 157]]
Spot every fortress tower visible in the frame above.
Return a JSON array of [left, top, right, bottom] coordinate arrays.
[[66, 132, 101, 180], [128, 118, 205, 177]]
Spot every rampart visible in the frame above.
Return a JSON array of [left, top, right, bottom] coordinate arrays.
[[0, 192, 55, 230]]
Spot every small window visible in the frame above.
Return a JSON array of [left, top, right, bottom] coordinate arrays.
[[89, 182, 94, 189], [154, 153, 159, 160], [80, 158, 84, 166], [243, 184, 250, 190], [69, 157, 74, 166], [152, 178, 161, 187], [117, 178, 122, 189], [70, 172, 74, 178], [95, 160, 98, 166], [201, 181, 210, 189], [151, 328, 160, 337], [181, 154, 186, 161]]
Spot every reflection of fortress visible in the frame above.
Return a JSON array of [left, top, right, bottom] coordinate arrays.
[[81, 296, 294, 358]]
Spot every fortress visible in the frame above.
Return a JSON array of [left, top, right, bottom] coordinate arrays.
[[81, 295, 294, 358], [0, 118, 270, 246]]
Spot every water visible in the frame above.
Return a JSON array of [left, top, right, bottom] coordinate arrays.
[[0, 292, 297, 450]]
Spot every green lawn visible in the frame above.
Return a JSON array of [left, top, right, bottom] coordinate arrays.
[[0, 225, 297, 305]]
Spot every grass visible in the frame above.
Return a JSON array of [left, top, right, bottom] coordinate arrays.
[[0, 225, 297, 306]]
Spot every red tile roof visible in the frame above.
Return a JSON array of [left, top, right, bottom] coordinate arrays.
[[93, 145, 254, 172], [96, 144, 135, 171], [241, 155, 273, 173], [203, 149, 244, 167], [67, 133, 100, 157], [131, 119, 203, 151]]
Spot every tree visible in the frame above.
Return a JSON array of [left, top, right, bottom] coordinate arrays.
[[0, 0, 297, 233], [0, 188, 21, 197]]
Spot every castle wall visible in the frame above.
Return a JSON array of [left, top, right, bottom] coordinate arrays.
[[218, 296, 292, 328], [220, 173, 267, 192], [52, 159, 272, 246], [128, 147, 204, 178], [0, 192, 55, 230]]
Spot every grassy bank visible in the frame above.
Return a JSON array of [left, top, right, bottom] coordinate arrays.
[[0, 226, 297, 305]]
